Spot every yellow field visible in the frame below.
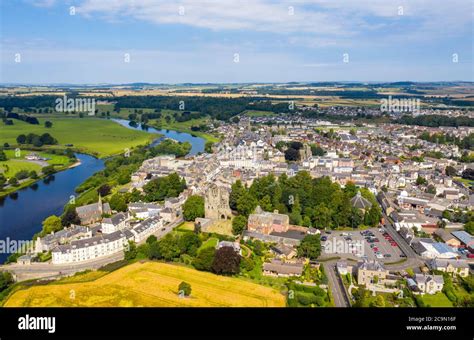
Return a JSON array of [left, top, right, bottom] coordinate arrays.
[[4, 262, 285, 307]]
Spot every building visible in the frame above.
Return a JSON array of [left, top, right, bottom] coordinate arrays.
[[357, 260, 389, 286], [414, 274, 444, 294], [130, 216, 163, 243], [101, 213, 128, 234], [336, 260, 353, 275], [247, 206, 290, 235], [262, 260, 304, 277], [128, 202, 161, 219], [51, 230, 134, 264], [451, 230, 474, 251], [34, 225, 92, 254], [429, 259, 469, 277], [216, 240, 242, 255], [434, 229, 462, 248], [350, 191, 372, 212], [75, 195, 112, 225], [204, 183, 232, 220]]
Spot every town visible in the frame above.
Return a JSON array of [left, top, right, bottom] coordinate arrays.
[[1, 103, 473, 308]]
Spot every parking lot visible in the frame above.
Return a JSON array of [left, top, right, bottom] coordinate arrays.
[[321, 227, 405, 263]]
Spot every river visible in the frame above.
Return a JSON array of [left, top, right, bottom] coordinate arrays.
[[0, 119, 205, 263]]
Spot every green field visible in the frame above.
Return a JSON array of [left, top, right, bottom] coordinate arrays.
[[0, 117, 155, 158], [420, 292, 453, 307], [4, 261, 286, 307], [0, 159, 42, 178]]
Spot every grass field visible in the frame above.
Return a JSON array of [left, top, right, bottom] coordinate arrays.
[[0, 117, 155, 158], [0, 159, 42, 178], [4, 261, 286, 307], [420, 292, 453, 307]]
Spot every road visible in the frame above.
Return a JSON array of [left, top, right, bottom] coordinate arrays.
[[0, 218, 184, 282], [323, 261, 350, 307], [381, 212, 425, 269]]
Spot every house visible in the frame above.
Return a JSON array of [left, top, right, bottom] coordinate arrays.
[[262, 260, 304, 277], [270, 243, 296, 260], [34, 225, 92, 254], [247, 207, 290, 234], [130, 215, 163, 243], [75, 196, 112, 225], [414, 274, 444, 294], [451, 230, 474, 251], [429, 259, 469, 277], [216, 240, 242, 255], [357, 260, 389, 286], [336, 260, 353, 275], [160, 207, 175, 223], [101, 213, 128, 234], [127, 202, 161, 219], [434, 229, 462, 248]]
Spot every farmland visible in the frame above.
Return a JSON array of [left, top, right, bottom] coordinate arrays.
[[3, 261, 286, 307], [0, 117, 155, 158]]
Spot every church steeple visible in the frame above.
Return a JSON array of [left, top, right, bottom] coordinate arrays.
[[98, 193, 103, 214]]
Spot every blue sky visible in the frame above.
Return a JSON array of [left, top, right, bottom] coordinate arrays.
[[1, 0, 473, 84]]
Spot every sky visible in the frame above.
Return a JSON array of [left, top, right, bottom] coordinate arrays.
[[0, 0, 473, 84]]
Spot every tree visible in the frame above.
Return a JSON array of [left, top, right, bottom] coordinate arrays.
[[232, 215, 247, 235], [289, 195, 302, 225], [97, 184, 111, 197], [0, 174, 6, 188], [8, 177, 19, 186], [177, 232, 202, 257], [462, 168, 474, 181], [157, 234, 181, 261], [464, 221, 474, 235], [236, 191, 257, 217], [16, 134, 26, 144], [229, 180, 245, 211], [29, 170, 38, 179], [193, 247, 215, 271], [44, 121, 53, 128], [365, 205, 382, 227], [61, 206, 81, 226], [259, 195, 272, 212], [109, 193, 127, 212], [42, 165, 55, 176], [146, 235, 157, 244], [445, 166, 457, 177], [416, 176, 427, 186], [312, 204, 332, 229], [284, 147, 300, 162], [178, 281, 192, 297], [372, 295, 385, 307], [211, 247, 241, 275], [183, 195, 205, 221], [40, 215, 62, 236], [0, 150, 7, 161], [297, 235, 321, 260], [124, 241, 137, 260], [426, 184, 436, 194]]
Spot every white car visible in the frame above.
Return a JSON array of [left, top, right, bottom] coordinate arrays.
[[375, 253, 384, 259]]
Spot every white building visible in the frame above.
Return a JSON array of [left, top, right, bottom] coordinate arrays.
[[51, 230, 134, 264]]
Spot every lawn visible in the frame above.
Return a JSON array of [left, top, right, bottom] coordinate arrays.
[[420, 292, 453, 307], [0, 159, 42, 178], [4, 261, 286, 307], [0, 117, 155, 158], [198, 237, 219, 252]]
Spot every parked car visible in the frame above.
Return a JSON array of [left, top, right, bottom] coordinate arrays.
[[373, 238, 380, 242], [467, 253, 474, 259], [384, 254, 392, 258], [321, 236, 328, 241], [400, 254, 407, 258]]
